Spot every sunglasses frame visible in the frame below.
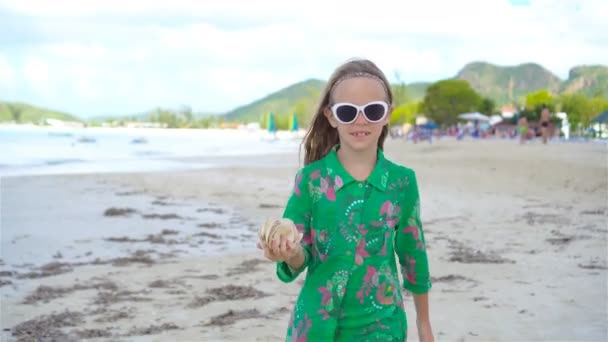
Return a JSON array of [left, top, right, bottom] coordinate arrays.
[[330, 101, 389, 124]]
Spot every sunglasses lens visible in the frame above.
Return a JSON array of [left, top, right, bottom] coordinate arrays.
[[335, 105, 358, 123], [364, 103, 386, 122]]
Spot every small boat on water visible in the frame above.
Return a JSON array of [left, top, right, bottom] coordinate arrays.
[[130, 137, 148, 144], [76, 136, 96, 143], [48, 132, 74, 137]]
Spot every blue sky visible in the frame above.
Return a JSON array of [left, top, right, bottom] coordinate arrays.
[[0, 0, 606, 118]]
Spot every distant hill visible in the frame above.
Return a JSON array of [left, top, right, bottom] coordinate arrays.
[[6, 62, 606, 128], [406, 82, 430, 101], [455, 62, 608, 104], [224, 79, 429, 126], [88, 111, 149, 123], [561, 65, 608, 98], [223, 62, 608, 127], [224, 79, 326, 126], [90, 108, 217, 123], [0, 101, 81, 123], [454, 62, 562, 105]]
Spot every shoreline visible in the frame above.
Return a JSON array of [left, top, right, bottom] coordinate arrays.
[[0, 125, 303, 179], [2, 135, 606, 179]]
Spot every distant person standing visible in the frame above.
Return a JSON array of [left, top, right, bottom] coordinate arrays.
[[540, 104, 551, 144], [518, 116, 528, 144]]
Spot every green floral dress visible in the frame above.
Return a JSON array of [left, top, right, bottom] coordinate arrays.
[[276, 146, 432, 342]]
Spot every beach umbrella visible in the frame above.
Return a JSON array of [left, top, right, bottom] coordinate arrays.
[[267, 112, 276, 132], [290, 112, 299, 132], [419, 122, 438, 130], [459, 112, 490, 122], [590, 110, 608, 124]]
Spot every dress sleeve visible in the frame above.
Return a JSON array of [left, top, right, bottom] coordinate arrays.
[[395, 170, 432, 294], [276, 169, 313, 283]]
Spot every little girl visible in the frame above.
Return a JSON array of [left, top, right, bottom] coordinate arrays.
[[259, 58, 434, 342]]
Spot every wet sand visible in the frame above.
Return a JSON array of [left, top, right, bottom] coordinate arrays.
[[1, 138, 607, 341]]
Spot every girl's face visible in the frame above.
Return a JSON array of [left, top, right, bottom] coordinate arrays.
[[324, 77, 391, 153]]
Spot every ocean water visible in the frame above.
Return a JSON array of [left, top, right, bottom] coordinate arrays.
[[0, 125, 301, 177]]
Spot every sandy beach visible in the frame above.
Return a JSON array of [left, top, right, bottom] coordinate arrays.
[[1, 138, 607, 341]]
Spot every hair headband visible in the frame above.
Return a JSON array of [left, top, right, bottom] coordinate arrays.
[[330, 72, 388, 95]]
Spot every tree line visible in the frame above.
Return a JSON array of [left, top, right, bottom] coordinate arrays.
[[89, 81, 608, 130], [393, 80, 608, 128]]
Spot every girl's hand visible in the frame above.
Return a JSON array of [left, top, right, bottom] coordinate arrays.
[[417, 319, 434, 342], [257, 235, 301, 262]]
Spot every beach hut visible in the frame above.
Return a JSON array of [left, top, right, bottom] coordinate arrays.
[[590, 110, 608, 138], [459, 112, 490, 122], [459, 112, 491, 138], [489, 115, 503, 126], [590, 110, 608, 124]]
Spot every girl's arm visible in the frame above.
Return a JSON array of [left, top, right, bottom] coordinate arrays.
[[414, 292, 434, 342], [413, 293, 430, 323], [395, 169, 432, 294], [276, 170, 313, 282], [396, 170, 433, 340]]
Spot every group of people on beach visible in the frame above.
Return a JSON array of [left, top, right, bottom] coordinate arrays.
[[518, 104, 552, 144], [387, 105, 556, 145]]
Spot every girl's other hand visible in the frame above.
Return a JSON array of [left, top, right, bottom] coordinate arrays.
[[417, 319, 434, 342]]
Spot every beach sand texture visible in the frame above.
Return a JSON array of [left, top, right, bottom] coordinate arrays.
[[1, 139, 607, 341]]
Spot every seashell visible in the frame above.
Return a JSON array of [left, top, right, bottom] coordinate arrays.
[[259, 218, 301, 245]]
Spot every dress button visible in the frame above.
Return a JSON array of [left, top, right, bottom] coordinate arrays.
[[359, 183, 363, 188]]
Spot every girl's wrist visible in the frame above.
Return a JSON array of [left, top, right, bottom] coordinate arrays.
[[285, 245, 304, 267], [286, 244, 302, 261], [417, 318, 431, 325]]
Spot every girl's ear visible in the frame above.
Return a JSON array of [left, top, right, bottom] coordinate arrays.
[[383, 104, 393, 126], [324, 107, 338, 128]]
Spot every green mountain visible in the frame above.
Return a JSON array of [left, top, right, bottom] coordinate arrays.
[[226, 62, 581, 125], [224, 79, 326, 126], [561, 65, 608, 98], [454, 62, 562, 105], [90, 109, 218, 123], [224, 79, 429, 127], [5, 62, 606, 128], [0, 101, 81, 123], [454, 62, 608, 105], [406, 82, 430, 101]]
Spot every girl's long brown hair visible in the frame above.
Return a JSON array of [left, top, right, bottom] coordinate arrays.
[[302, 59, 393, 165]]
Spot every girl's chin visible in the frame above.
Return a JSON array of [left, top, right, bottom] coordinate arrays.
[[341, 138, 377, 151]]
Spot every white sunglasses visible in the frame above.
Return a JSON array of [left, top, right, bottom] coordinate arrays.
[[330, 101, 389, 124]]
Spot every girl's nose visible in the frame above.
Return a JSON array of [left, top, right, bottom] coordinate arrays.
[[354, 110, 367, 125]]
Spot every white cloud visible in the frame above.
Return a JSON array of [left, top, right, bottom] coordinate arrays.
[[43, 42, 149, 63], [0, 54, 16, 88], [22, 57, 51, 97], [0, 0, 606, 116], [67, 65, 102, 100], [44, 43, 109, 60]]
